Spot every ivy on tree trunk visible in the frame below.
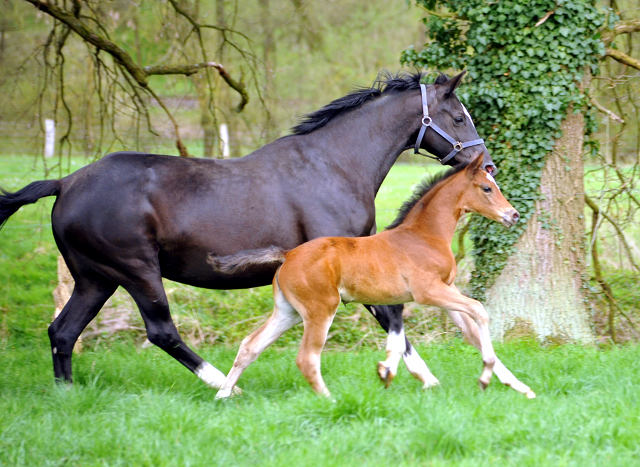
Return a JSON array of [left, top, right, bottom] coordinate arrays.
[[402, 0, 604, 342]]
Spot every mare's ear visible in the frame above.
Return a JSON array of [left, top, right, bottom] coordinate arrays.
[[438, 70, 466, 97], [433, 71, 449, 85], [466, 154, 485, 179]]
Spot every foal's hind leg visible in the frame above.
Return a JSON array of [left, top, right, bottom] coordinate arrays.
[[216, 287, 302, 399], [293, 296, 340, 398], [365, 305, 440, 389], [446, 307, 535, 398], [49, 276, 117, 383]]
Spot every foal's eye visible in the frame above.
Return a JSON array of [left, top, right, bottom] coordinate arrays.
[[454, 116, 464, 125], [482, 186, 492, 193]]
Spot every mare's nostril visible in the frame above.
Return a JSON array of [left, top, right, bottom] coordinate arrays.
[[512, 211, 520, 222]]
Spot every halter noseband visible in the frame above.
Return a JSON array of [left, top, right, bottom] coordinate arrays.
[[413, 83, 485, 165]]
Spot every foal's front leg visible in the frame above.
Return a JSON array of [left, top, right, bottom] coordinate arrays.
[[445, 303, 535, 398], [415, 281, 497, 390]]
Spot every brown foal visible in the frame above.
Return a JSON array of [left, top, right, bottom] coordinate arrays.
[[213, 155, 535, 399]]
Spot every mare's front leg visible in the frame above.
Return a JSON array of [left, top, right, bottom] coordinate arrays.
[[414, 281, 496, 390], [365, 305, 440, 389], [376, 305, 405, 388]]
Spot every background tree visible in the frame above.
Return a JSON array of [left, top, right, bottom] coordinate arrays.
[[402, 0, 632, 343], [1, 0, 254, 161]]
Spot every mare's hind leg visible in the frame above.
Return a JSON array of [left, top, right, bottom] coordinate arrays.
[[49, 276, 118, 383], [446, 305, 535, 398], [216, 286, 302, 399], [119, 271, 230, 391], [365, 305, 440, 389]]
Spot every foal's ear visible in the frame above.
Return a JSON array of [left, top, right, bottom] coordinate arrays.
[[467, 154, 485, 179], [438, 70, 466, 97]]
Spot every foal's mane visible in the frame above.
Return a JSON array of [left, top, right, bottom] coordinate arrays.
[[386, 163, 469, 230], [292, 71, 433, 135]]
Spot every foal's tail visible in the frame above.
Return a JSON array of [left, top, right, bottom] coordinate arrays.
[[207, 246, 287, 275], [0, 180, 62, 229]]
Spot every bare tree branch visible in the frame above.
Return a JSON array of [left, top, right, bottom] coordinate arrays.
[[535, 7, 557, 28], [25, 0, 149, 86], [23, 0, 257, 157], [601, 19, 640, 46], [586, 195, 618, 342], [586, 195, 640, 273], [143, 61, 248, 112], [166, 0, 249, 112], [209, 62, 249, 112], [606, 47, 640, 71], [589, 94, 624, 123]]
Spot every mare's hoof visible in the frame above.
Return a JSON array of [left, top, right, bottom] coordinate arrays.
[[377, 361, 395, 388], [526, 390, 536, 399], [231, 386, 243, 396]]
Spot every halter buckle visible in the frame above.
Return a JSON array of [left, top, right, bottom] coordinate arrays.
[[421, 116, 432, 127], [453, 142, 463, 151]]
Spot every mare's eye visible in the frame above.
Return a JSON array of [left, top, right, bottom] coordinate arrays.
[[482, 185, 492, 193], [454, 116, 464, 125]]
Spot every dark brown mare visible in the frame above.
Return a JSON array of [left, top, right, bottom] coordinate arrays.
[[0, 71, 494, 391], [211, 156, 536, 399]]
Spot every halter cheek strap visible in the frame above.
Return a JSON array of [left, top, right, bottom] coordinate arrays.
[[414, 83, 485, 165]]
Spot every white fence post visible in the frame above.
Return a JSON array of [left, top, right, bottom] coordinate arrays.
[[220, 123, 230, 159], [44, 119, 55, 158]]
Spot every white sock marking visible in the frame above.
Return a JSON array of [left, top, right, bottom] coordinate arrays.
[[403, 346, 440, 389], [493, 359, 532, 396], [195, 362, 227, 389]]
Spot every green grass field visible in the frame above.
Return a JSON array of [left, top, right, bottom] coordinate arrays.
[[1, 154, 640, 466], [2, 342, 639, 466]]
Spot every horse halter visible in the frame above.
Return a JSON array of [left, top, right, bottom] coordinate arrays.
[[414, 83, 485, 165]]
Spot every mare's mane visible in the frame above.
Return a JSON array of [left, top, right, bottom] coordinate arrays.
[[386, 162, 469, 230], [292, 71, 450, 135]]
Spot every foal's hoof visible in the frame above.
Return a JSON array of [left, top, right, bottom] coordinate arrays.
[[215, 385, 242, 399], [421, 379, 440, 390], [526, 390, 536, 399], [478, 378, 489, 391], [377, 362, 395, 388]]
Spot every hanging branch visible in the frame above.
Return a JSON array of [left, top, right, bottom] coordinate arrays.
[[586, 195, 618, 342], [166, 0, 249, 112], [605, 48, 640, 71], [588, 93, 624, 123], [23, 0, 254, 157], [601, 19, 640, 46]]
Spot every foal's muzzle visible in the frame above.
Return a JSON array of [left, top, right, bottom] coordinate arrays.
[[501, 209, 520, 228]]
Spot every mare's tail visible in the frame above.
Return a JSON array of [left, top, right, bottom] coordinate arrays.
[[0, 180, 62, 229], [207, 246, 287, 275]]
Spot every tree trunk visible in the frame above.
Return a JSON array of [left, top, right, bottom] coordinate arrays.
[[259, 0, 277, 140], [200, 103, 217, 158], [53, 255, 82, 353], [484, 106, 594, 344]]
